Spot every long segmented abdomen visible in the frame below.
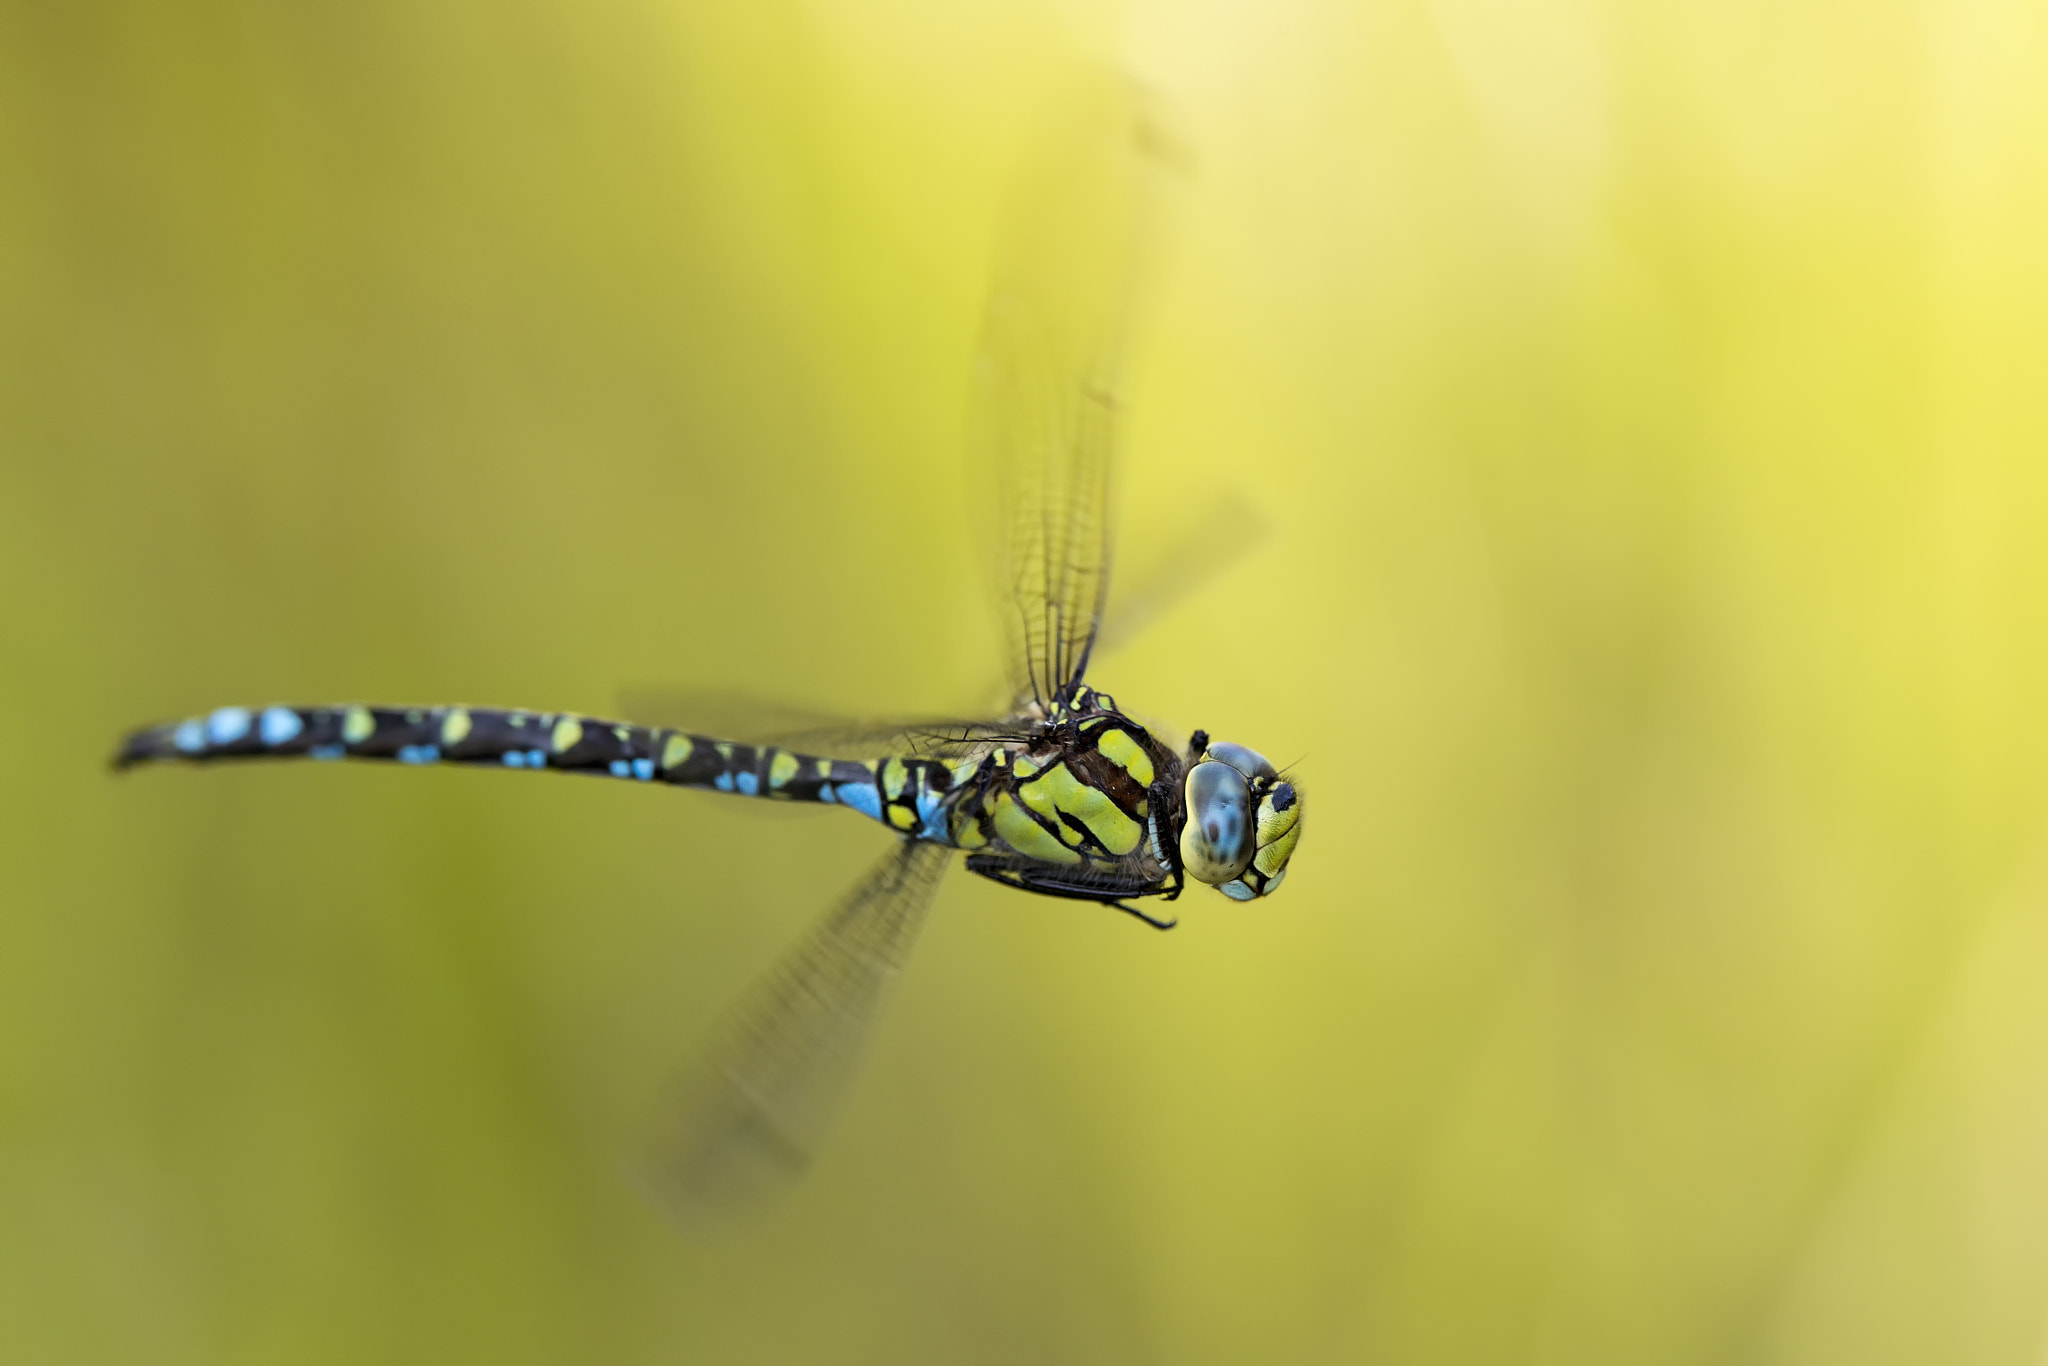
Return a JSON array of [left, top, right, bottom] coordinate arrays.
[[113, 703, 969, 841]]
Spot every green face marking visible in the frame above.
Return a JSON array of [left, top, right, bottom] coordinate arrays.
[[1253, 790, 1301, 877]]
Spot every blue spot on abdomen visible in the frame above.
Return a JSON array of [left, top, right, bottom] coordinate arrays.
[[834, 782, 882, 822], [736, 772, 759, 797], [259, 706, 302, 746], [206, 707, 251, 744], [917, 792, 950, 842]]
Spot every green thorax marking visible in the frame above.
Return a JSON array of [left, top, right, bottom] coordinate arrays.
[[943, 699, 1179, 866]]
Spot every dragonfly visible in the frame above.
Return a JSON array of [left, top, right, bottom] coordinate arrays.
[[113, 87, 1303, 1220]]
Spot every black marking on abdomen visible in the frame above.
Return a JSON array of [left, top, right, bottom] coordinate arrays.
[[112, 703, 855, 808]]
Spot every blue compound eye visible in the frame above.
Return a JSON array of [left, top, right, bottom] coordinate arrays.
[[1180, 758, 1254, 885], [1204, 741, 1277, 785]]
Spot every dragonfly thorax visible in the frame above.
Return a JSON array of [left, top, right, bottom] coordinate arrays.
[[1180, 739, 1300, 901]]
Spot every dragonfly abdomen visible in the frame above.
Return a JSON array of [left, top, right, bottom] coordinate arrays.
[[113, 703, 965, 836]]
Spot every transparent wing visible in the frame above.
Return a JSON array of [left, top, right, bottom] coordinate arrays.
[[645, 838, 951, 1227], [1092, 490, 1273, 660], [973, 79, 1179, 710], [615, 686, 1017, 761]]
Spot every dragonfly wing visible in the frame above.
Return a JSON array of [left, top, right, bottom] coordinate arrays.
[[646, 838, 951, 1226], [973, 79, 1180, 710], [615, 687, 1014, 761], [1092, 490, 1274, 660]]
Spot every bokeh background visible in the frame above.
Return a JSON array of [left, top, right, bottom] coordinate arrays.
[[8, 0, 2048, 1361]]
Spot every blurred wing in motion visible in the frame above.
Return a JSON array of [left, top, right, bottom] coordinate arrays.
[[615, 686, 1013, 762], [973, 80, 1181, 711], [646, 838, 951, 1227], [1092, 490, 1273, 660]]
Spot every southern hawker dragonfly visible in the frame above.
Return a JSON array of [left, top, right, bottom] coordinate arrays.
[[114, 87, 1303, 1217]]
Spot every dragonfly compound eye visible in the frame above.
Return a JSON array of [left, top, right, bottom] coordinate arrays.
[[1185, 742, 1300, 901], [1203, 740, 1278, 785], [1181, 756, 1254, 887]]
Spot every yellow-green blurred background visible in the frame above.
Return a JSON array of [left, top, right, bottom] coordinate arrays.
[[8, 0, 2048, 1361]]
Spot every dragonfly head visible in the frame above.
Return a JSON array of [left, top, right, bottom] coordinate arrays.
[[1179, 739, 1300, 900]]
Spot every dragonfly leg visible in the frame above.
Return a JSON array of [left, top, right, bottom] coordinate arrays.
[[1109, 900, 1178, 931], [962, 855, 1175, 927]]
